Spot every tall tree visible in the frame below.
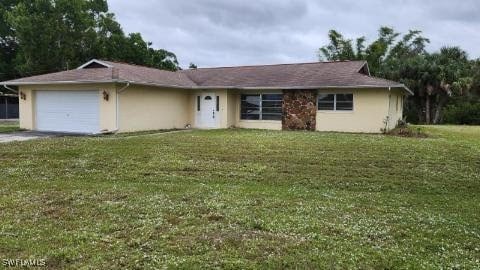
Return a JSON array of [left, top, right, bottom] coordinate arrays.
[[318, 27, 478, 124], [428, 47, 473, 124], [382, 47, 472, 124], [318, 27, 427, 75], [0, 0, 19, 82], [4, 0, 179, 79], [378, 30, 431, 123], [7, 0, 105, 75], [468, 59, 480, 97], [318, 30, 359, 61], [364, 27, 400, 74]]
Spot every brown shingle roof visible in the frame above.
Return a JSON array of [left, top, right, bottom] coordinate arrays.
[[99, 60, 197, 87], [181, 61, 403, 88], [1, 59, 411, 94], [2, 68, 115, 84], [3, 60, 196, 88]]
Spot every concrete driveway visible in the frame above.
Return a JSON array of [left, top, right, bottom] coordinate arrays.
[[0, 131, 55, 143]]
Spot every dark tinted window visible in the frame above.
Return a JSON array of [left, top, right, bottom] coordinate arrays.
[[0, 96, 19, 119], [0, 97, 4, 119], [261, 94, 282, 120], [336, 94, 353, 111], [241, 94, 282, 120], [262, 94, 282, 101], [241, 95, 260, 120], [318, 93, 353, 111], [317, 94, 335, 110]]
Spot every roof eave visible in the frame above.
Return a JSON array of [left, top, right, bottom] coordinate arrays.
[[118, 81, 412, 92], [2, 80, 118, 86], [401, 85, 414, 96], [2, 80, 413, 95], [386, 85, 414, 96]]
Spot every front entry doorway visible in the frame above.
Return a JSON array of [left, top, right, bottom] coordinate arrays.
[[196, 93, 219, 128]]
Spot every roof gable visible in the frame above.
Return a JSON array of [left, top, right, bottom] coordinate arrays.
[[77, 59, 112, 69]]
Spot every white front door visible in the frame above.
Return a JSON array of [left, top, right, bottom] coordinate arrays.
[[196, 93, 218, 128]]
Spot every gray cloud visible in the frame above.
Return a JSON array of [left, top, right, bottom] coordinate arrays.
[[108, 0, 480, 68]]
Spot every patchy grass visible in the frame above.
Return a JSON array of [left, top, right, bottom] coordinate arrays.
[[107, 128, 188, 138], [0, 121, 20, 133], [418, 125, 480, 141], [387, 125, 428, 138], [0, 126, 479, 269]]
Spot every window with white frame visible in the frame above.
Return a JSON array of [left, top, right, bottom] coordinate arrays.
[[317, 93, 353, 111], [241, 94, 282, 120]]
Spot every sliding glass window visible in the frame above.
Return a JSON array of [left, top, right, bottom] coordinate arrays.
[[318, 93, 353, 111], [241, 94, 282, 120]]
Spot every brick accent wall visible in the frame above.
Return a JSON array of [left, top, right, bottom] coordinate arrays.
[[282, 90, 317, 131]]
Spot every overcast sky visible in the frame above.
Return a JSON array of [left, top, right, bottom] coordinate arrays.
[[108, 0, 480, 69]]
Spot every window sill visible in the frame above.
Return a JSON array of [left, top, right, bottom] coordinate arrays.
[[317, 110, 354, 114], [239, 120, 281, 123]]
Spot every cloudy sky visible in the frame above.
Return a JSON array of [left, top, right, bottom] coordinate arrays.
[[108, 0, 480, 68]]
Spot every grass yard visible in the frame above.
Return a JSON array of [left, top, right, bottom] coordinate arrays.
[[0, 126, 479, 269], [0, 121, 20, 133]]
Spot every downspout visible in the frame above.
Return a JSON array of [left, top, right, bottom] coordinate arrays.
[[114, 82, 130, 133], [3, 84, 17, 94], [118, 82, 131, 93], [385, 86, 392, 132]]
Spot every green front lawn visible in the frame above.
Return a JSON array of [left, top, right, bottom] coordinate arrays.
[[0, 127, 479, 269], [0, 121, 20, 133]]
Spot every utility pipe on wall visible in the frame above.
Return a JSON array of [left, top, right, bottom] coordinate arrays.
[[386, 86, 392, 131], [114, 82, 131, 133], [3, 84, 17, 94]]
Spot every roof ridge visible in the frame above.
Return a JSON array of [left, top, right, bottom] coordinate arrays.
[[182, 60, 366, 71], [99, 59, 180, 74], [356, 72, 402, 85]]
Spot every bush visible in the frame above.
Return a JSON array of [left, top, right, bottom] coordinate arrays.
[[387, 121, 428, 138], [443, 102, 480, 125]]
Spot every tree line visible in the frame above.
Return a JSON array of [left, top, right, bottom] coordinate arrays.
[[0, 0, 179, 83], [318, 27, 480, 125]]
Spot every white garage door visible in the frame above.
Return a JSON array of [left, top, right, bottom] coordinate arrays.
[[36, 90, 100, 133]]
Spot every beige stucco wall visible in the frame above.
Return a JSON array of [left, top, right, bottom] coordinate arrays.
[[175, 88, 405, 132], [18, 83, 117, 132], [386, 89, 405, 130], [17, 84, 405, 134], [316, 88, 392, 133], [118, 85, 190, 132], [217, 89, 229, 128], [236, 120, 282, 130], [226, 91, 237, 128]]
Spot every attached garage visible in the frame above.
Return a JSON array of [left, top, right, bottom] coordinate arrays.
[[35, 90, 100, 133]]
